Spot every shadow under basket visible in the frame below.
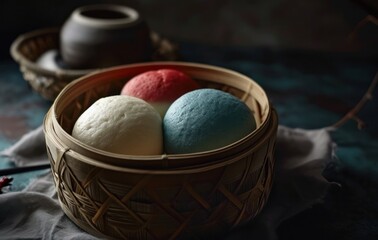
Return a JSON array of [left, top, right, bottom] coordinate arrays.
[[43, 62, 278, 239]]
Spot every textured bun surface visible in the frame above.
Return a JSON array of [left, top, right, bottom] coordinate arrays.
[[163, 89, 256, 154], [72, 95, 163, 155], [121, 69, 199, 116]]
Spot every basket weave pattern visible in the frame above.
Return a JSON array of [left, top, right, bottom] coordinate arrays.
[[45, 134, 275, 239], [44, 62, 277, 239], [10, 29, 81, 100]]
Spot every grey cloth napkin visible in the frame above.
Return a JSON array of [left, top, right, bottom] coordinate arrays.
[[1, 126, 47, 167], [0, 125, 339, 240]]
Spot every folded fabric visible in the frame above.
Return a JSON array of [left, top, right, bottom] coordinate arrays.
[[1, 126, 46, 167], [0, 125, 339, 240], [0, 179, 97, 240]]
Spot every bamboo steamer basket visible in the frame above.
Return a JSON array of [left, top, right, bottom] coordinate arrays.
[[10, 28, 177, 101], [43, 62, 278, 239]]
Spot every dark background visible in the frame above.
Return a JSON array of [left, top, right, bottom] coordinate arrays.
[[0, 0, 377, 60], [0, 1, 378, 240]]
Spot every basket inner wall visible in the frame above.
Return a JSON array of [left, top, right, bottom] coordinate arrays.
[[55, 64, 270, 138], [18, 30, 59, 61]]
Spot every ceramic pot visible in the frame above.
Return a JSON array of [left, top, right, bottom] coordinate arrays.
[[60, 4, 152, 69]]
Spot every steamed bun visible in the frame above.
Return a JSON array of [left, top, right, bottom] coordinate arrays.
[[72, 95, 163, 155]]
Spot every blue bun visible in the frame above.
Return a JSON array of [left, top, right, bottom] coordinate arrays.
[[163, 89, 256, 154]]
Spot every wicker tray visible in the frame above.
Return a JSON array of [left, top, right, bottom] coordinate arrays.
[[43, 62, 278, 239], [10, 28, 178, 101]]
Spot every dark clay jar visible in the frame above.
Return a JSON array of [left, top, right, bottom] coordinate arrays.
[[60, 4, 152, 69]]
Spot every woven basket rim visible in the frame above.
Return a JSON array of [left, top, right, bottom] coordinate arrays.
[[51, 61, 271, 159], [10, 27, 99, 77], [44, 107, 278, 174], [43, 61, 278, 169]]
